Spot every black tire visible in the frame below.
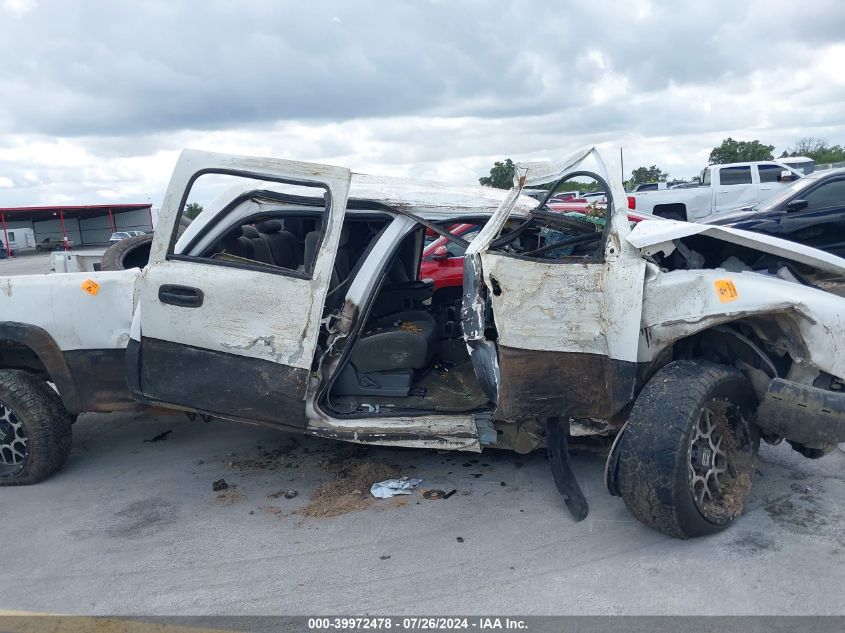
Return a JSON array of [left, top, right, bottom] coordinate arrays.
[[617, 360, 758, 538], [101, 233, 153, 270], [101, 216, 191, 271], [0, 369, 73, 485]]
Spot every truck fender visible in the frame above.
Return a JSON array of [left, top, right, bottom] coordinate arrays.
[[0, 322, 83, 413]]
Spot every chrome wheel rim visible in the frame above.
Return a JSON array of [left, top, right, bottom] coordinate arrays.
[[688, 398, 752, 524], [0, 400, 27, 477]]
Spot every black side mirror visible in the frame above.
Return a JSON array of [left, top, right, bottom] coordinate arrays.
[[785, 199, 808, 212]]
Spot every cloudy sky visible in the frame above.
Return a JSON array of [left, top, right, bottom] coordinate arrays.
[[1, 0, 844, 207]]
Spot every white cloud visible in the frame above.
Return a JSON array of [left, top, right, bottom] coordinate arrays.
[[1, 0, 37, 15], [0, 0, 842, 206]]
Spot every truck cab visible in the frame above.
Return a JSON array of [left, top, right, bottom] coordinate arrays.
[[701, 161, 800, 213], [634, 160, 802, 222]]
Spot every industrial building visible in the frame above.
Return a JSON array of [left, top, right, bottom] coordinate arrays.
[[0, 204, 154, 256]]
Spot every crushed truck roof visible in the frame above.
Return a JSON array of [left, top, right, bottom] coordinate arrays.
[[207, 172, 538, 221]]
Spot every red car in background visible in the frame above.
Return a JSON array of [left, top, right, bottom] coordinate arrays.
[[420, 223, 480, 291], [419, 206, 656, 292]]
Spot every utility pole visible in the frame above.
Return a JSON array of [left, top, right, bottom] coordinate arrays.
[[620, 147, 624, 184]]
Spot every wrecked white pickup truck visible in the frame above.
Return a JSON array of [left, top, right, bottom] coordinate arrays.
[[2, 148, 844, 539]]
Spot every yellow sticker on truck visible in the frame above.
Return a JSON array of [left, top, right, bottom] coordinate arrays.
[[714, 278, 739, 303], [81, 279, 100, 296]]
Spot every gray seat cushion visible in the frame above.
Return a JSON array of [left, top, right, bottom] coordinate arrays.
[[350, 311, 437, 373], [257, 220, 302, 269]]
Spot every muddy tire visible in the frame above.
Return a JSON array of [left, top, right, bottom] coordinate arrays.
[[100, 216, 191, 271], [0, 369, 73, 485], [617, 360, 758, 538]]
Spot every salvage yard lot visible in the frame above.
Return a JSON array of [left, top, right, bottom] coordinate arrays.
[[2, 410, 843, 615], [0, 252, 53, 276]]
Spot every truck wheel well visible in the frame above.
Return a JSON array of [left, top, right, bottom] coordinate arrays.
[[0, 340, 50, 376], [0, 324, 83, 413], [665, 320, 798, 405], [673, 323, 789, 376], [652, 204, 687, 221]]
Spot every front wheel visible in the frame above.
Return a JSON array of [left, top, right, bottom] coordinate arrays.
[[0, 369, 73, 485], [617, 360, 758, 538]]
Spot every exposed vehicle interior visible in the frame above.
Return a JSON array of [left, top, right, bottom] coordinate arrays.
[[323, 175, 613, 417], [325, 216, 490, 416]]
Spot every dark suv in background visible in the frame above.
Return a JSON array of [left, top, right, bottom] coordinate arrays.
[[705, 168, 845, 257]]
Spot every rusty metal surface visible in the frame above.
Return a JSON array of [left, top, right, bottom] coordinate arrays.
[[493, 345, 638, 420], [756, 378, 845, 448]]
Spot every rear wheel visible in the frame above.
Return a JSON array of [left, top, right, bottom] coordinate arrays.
[[617, 360, 757, 538], [0, 370, 73, 485]]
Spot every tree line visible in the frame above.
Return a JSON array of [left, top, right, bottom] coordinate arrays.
[[479, 137, 845, 189]]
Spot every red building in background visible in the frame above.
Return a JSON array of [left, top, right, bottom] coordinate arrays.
[[0, 204, 154, 256]]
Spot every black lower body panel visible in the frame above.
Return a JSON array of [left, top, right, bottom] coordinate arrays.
[[63, 348, 136, 411], [494, 346, 639, 420], [137, 337, 309, 427]]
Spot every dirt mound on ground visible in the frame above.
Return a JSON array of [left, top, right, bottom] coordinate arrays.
[[298, 457, 400, 518], [228, 439, 298, 471]]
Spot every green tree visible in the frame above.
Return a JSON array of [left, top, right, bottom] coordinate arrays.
[[479, 158, 515, 189], [708, 138, 774, 164], [782, 137, 845, 164], [185, 202, 203, 220], [628, 165, 669, 187]]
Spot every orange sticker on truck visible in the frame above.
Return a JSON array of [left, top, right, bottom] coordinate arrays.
[[714, 278, 738, 303], [81, 279, 100, 296]]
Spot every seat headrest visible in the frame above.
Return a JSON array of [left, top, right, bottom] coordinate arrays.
[[257, 219, 281, 234], [242, 225, 261, 238]]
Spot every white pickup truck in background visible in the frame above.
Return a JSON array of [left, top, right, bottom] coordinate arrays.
[[631, 160, 803, 221]]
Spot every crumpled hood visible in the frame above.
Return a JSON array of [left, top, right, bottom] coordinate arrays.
[[627, 218, 845, 277]]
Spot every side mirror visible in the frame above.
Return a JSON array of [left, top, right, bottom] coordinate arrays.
[[785, 199, 808, 212], [432, 245, 449, 261]]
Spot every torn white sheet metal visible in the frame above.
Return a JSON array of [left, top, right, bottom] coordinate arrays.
[[370, 477, 422, 498], [480, 254, 646, 361], [466, 147, 620, 257], [639, 266, 845, 379], [627, 219, 845, 277], [470, 147, 645, 366], [516, 146, 597, 187], [465, 185, 528, 257], [514, 146, 638, 258]]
